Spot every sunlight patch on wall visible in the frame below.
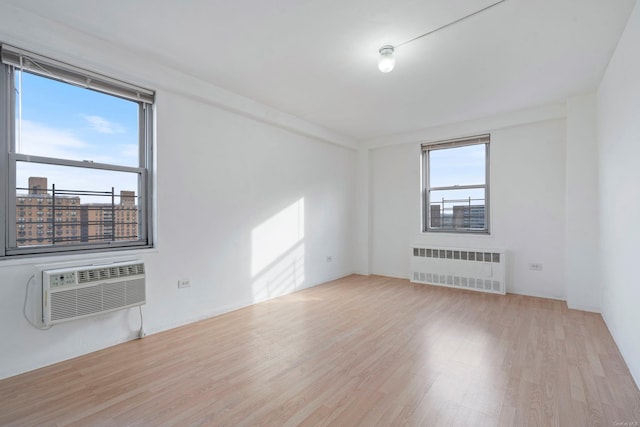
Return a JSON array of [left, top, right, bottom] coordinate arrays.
[[251, 198, 305, 301]]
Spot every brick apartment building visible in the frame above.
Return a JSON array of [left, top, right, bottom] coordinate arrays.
[[16, 177, 138, 247]]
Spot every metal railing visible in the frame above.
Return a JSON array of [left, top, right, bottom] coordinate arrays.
[[15, 185, 139, 247], [429, 197, 485, 230]]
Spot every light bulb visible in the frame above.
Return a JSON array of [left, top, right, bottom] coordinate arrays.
[[378, 45, 395, 73]]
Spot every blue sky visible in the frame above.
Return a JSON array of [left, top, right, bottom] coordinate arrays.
[[16, 71, 140, 201], [428, 144, 486, 207], [429, 144, 485, 187]]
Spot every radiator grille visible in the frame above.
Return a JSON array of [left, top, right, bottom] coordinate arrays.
[[413, 247, 500, 263], [411, 246, 506, 295]]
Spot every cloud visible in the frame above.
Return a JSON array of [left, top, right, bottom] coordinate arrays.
[[16, 120, 139, 200], [82, 115, 125, 134], [19, 120, 138, 167], [19, 120, 88, 159]]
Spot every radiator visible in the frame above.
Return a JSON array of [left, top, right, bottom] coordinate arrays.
[[42, 260, 146, 326], [410, 246, 506, 294]]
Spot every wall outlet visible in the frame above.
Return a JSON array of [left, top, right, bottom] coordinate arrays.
[[528, 263, 543, 271], [326, 256, 333, 262], [178, 279, 191, 288]]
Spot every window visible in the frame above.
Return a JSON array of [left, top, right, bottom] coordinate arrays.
[[1, 44, 154, 257], [422, 134, 490, 233]]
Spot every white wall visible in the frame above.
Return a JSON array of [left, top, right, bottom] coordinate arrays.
[[0, 11, 356, 379], [2, 0, 638, 388], [565, 94, 600, 312], [369, 118, 567, 299], [353, 147, 371, 275], [597, 1, 640, 386]]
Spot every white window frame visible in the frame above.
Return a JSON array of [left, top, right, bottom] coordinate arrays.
[[421, 134, 490, 234], [0, 44, 155, 258]]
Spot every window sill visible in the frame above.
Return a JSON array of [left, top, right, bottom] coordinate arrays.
[[0, 246, 158, 269], [421, 230, 492, 237]]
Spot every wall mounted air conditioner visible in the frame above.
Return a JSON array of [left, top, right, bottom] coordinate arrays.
[[42, 260, 146, 326]]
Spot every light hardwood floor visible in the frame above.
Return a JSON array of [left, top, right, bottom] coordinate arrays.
[[1, 275, 639, 426]]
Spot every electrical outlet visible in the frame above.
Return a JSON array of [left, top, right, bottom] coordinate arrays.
[[178, 279, 191, 288], [326, 256, 333, 262], [528, 263, 543, 271]]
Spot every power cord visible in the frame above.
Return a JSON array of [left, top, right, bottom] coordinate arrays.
[[138, 305, 145, 339], [23, 275, 52, 330]]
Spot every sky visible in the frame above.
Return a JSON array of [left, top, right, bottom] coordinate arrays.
[[16, 70, 140, 203], [428, 144, 486, 208]]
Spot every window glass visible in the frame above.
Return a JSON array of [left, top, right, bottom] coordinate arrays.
[[1, 45, 153, 257], [17, 72, 139, 167], [429, 144, 485, 188], [428, 188, 486, 230], [16, 161, 139, 202], [423, 136, 489, 233]]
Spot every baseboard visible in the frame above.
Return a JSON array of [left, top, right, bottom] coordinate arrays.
[[600, 311, 640, 391], [370, 271, 410, 280], [566, 302, 601, 313]]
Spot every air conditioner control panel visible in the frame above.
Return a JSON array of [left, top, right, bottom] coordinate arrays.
[[45, 271, 77, 288]]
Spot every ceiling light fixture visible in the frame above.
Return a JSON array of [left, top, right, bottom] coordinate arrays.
[[377, 0, 507, 73], [378, 45, 395, 73]]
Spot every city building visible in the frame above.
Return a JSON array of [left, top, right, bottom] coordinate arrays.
[[16, 177, 138, 247], [429, 204, 485, 230]]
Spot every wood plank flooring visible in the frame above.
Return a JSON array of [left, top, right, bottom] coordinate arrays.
[[1, 275, 639, 426]]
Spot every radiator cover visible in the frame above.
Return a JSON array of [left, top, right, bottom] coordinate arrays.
[[410, 246, 506, 294]]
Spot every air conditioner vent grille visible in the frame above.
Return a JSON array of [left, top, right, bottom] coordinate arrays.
[[103, 282, 126, 311], [77, 262, 145, 284], [50, 290, 76, 321], [47, 279, 145, 323], [43, 260, 146, 325]]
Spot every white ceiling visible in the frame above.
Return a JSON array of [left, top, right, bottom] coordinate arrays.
[[2, 0, 637, 141]]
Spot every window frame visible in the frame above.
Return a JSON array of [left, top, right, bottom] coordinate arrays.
[[0, 44, 155, 258], [421, 134, 490, 234]]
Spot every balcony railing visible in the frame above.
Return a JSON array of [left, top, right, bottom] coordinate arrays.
[[429, 197, 486, 230], [15, 185, 139, 247]]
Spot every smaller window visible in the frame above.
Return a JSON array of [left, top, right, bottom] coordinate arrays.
[[422, 135, 490, 233]]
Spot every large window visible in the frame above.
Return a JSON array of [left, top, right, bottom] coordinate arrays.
[[422, 135, 490, 233], [1, 44, 154, 258]]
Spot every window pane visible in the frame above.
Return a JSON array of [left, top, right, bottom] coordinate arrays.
[[15, 71, 139, 167], [429, 188, 486, 230], [429, 144, 485, 188], [15, 162, 140, 248]]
